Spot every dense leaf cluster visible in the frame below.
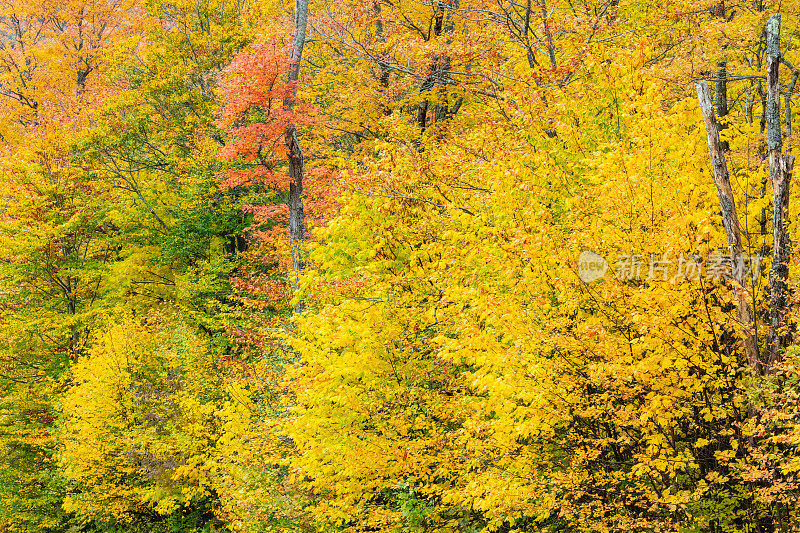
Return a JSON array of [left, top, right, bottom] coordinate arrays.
[[3, 0, 800, 532]]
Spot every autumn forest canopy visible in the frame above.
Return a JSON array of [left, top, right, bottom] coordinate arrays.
[[6, 0, 800, 531]]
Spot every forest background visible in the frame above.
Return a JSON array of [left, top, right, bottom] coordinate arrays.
[[2, 0, 800, 532]]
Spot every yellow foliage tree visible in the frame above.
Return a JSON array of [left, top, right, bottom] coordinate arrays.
[[284, 3, 800, 531], [59, 312, 221, 527]]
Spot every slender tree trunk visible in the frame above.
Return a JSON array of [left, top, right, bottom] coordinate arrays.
[[374, 1, 391, 95], [697, 81, 760, 373], [540, 0, 557, 69], [765, 14, 795, 369], [759, 79, 768, 134], [717, 62, 729, 150], [417, 98, 429, 132], [608, 0, 619, 22], [284, 0, 309, 313], [714, 3, 728, 150], [417, 0, 458, 134], [716, 62, 728, 118], [786, 70, 798, 136]]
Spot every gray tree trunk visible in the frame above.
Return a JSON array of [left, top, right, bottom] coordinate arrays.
[[786, 69, 798, 136], [284, 0, 309, 313], [765, 14, 795, 369], [717, 62, 729, 150], [540, 0, 556, 68], [418, 0, 457, 133], [697, 81, 760, 372], [716, 62, 728, 118]]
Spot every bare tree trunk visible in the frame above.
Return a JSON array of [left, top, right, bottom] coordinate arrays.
[[785, 67, 798, 136], [697, 81, 760, 373], [716, 62, 728, 118], [540, 0, 557, 68], [717, 62, 729, 150], [373, 1, 391, 93], [765, 14, 795, 369], [608, 0, 619, 22], [759, 79, 768, 134], [417, 0, 458, 134], [284, 0, 309, 313], [714, 2, 728, 150], [417, 98, 429, 132]]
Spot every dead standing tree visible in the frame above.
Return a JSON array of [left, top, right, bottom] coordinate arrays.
[[764, 14, 795, 369], [696, 81, 759, 371], [697, 13, 795, 374]]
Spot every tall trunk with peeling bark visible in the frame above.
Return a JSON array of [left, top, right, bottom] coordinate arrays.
[[765, 14, 796, 369], [285, 0, 309, 313]]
